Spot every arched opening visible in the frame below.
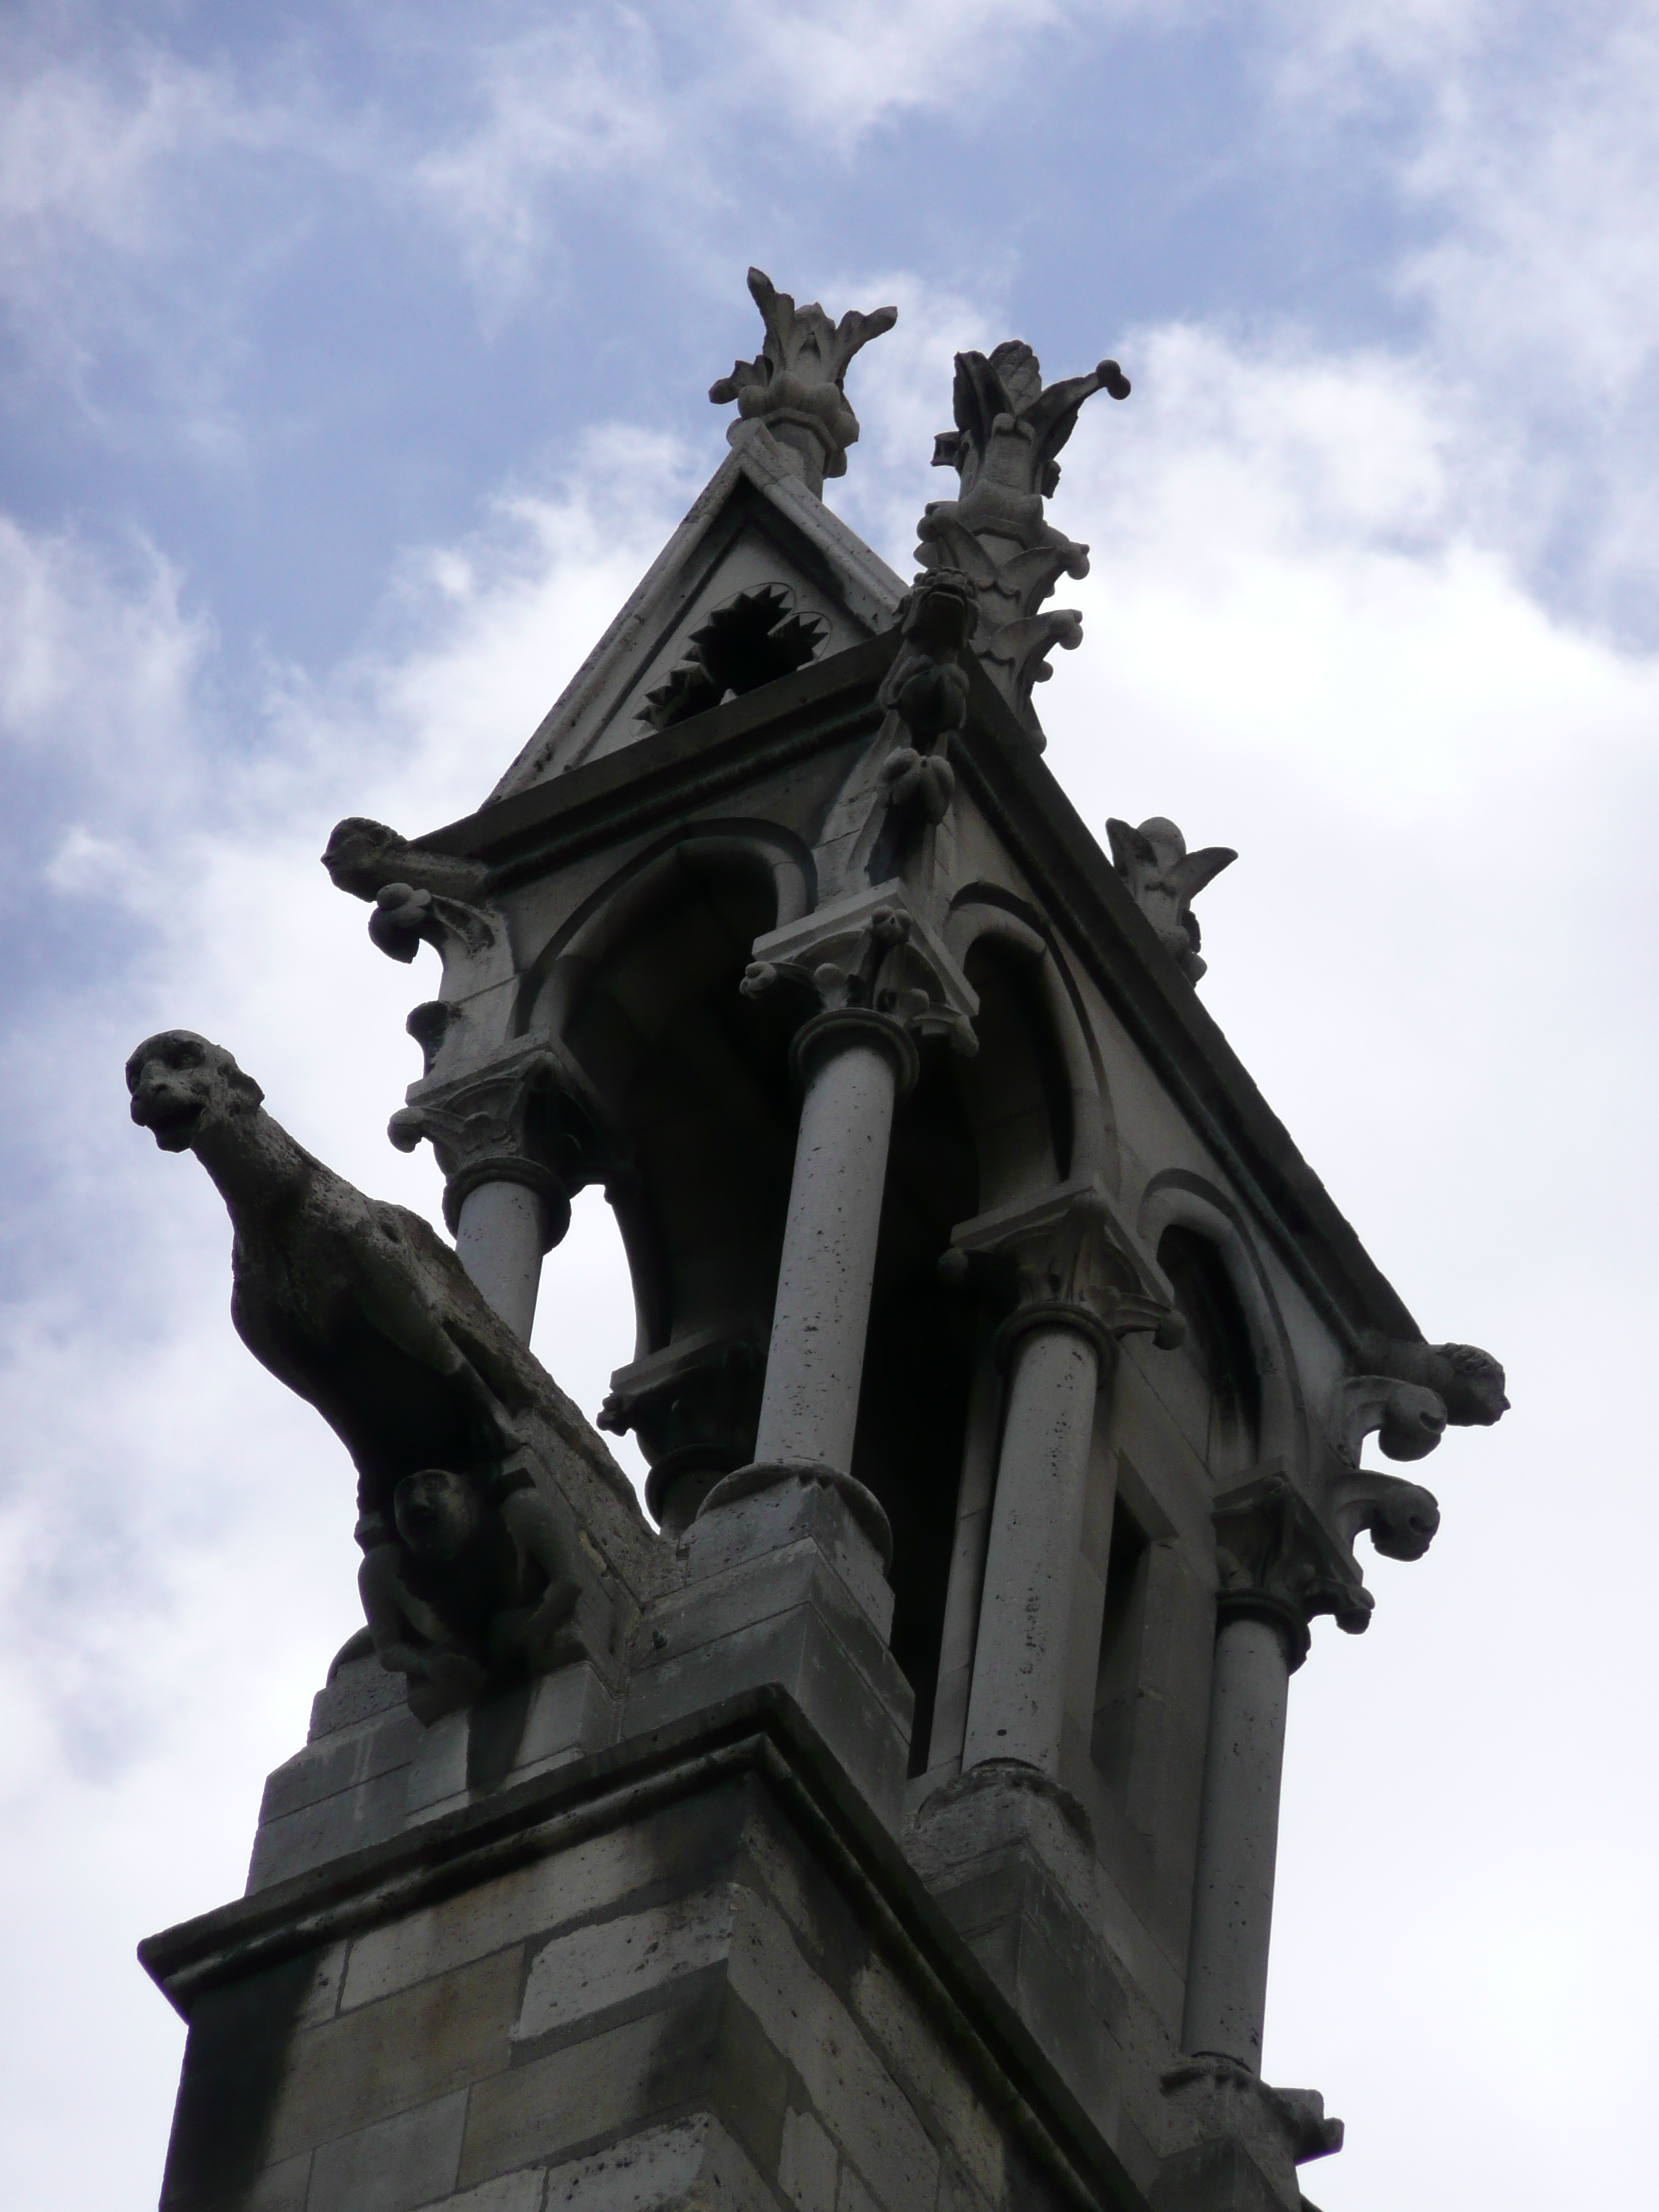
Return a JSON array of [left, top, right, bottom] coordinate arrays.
[[1154, 1225, 1262, 1475], [851, 1044, 980, 1774], [954, 937, 1074, 1203], [553, 864, 801, 1528]]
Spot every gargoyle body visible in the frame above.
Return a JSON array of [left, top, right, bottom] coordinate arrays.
[[127, 1030, 546, 1521], [124, 1033, 647, 1709]]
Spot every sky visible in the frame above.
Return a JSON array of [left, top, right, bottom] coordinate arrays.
[[1, 2, 1655, 2206]]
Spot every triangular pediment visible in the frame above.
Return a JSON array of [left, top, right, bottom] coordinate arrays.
[[489, 428, 906, 799]]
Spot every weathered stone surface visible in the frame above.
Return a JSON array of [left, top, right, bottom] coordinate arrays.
[[305, 2089, 468, 2212]]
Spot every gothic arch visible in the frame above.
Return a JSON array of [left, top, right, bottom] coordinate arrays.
[[945, 887, 1119, 1200], [516, 821, 815, 1040], [1136, 1170, 1304, 1477]]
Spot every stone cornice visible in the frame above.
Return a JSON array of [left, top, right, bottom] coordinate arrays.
[[138, 1687, 1151, 2212], [400, 636, 1419, 1350]]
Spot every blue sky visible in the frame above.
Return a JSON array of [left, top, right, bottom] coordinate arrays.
[[2, 6, 1657, 2208]]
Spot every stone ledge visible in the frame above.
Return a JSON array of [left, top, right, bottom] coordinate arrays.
[[140, 1686, 1152, 2212]]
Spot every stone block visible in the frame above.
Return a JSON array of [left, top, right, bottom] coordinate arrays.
[[540, 2114, 775, 2211], [405, 1709, 472, 1823], [261, 1705, 425, 1825], [778, 2106, 839, 2211], [458, 1983, 723, 2188], [684, 1478, 894, 1639], [161, 1951, 331, 2210], [305, 2089, 468, 2212], [265, 1948, 520, 2166], [514, 1663, 619, 1781], [308, 1654, 407, 1740], [413, 2175, 545, 2212], [626, 1584, 909, 1830], [247, 1761, 413, 1892], [343, 1787, 746, 2012], [516, 1886, 734, 2044], [727, 1888, 938, 2212], [1149, 2137, 1290, 2212], [848, 1956, 1003, 2206]]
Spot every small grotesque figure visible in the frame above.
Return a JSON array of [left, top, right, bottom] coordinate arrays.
[[357, 1466, 586, 1725], [1106, 816, 1237, 983], [1356, 1332, 1510, 1426], [874, 570, 975, 831]]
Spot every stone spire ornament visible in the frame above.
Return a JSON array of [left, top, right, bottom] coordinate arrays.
[[917, 341, 1129, 735], [1106, 814, 1236, 982], [709, 266, 898, 496]]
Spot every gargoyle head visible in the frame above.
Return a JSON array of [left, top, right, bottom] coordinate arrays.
[[126, 1031, 264, 1154], [1435, 1344, 1510, 1426], [321, 817, 401, 894], [393, 1467, 485, 1566]]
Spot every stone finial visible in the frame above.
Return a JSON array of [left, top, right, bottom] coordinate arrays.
[[917, 340, 1129, 732], [1106, 817, 1236, 983], [710, 266, 897, 496]]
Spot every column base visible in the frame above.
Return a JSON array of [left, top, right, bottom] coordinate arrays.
[[626, 1467, 912, 1829]]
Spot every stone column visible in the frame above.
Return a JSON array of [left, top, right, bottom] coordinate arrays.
[[952, 1180, 1184, 1779], [720, 886, 977, 1496], [390, 1040, 595, 1343], [752, 1007, 916, 1471], [1181, 1473, 1370, 2071]]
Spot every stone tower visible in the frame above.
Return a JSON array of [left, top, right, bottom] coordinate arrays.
[[134, 270, 1506, 2212]]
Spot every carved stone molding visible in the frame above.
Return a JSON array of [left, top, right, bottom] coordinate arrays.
[[739, 881, 979, 1068], [388, 1038, 616, 1248], [916, 340, 1129, 732], [1105, 816, 1236, 984], [945, 1176, 1185, 1357], [1211, 1471, 1375, 1666], [709, 266, 897, 496]]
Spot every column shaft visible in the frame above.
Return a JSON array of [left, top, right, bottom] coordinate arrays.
[[754, 1035, 899, 1473], [1181, 1613, 1292, 2069], [454, 1180, 547, 1343], [961, 1323, 1100, 1776]]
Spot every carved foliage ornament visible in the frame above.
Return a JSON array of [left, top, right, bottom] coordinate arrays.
[[1212, 1473, 1375, 1665], [943, 1177, 1186, 1359], [710, 266, 897, 493], [389, 1040, 616, 1246], [1105, 816, 1236, 984], [740, 889, 979, 1070], [323, 817, 504, 972]]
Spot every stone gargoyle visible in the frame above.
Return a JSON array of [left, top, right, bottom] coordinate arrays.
[[359, 1463, 585, 1724], [125, 1030, 655, 1714]]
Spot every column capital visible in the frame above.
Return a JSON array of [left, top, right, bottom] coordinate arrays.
[[946, 1177, 1186, 1357], [388, 1038, 615, 1247], [1212, 1471, 1374, 1669], [740, 881, 979, 1066]]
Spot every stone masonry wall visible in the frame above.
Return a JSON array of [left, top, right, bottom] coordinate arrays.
[[149, 1717, 1148, 2212]]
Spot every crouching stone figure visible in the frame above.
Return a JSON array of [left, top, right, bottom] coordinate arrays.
[[359, 1463, 588, 1724]]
